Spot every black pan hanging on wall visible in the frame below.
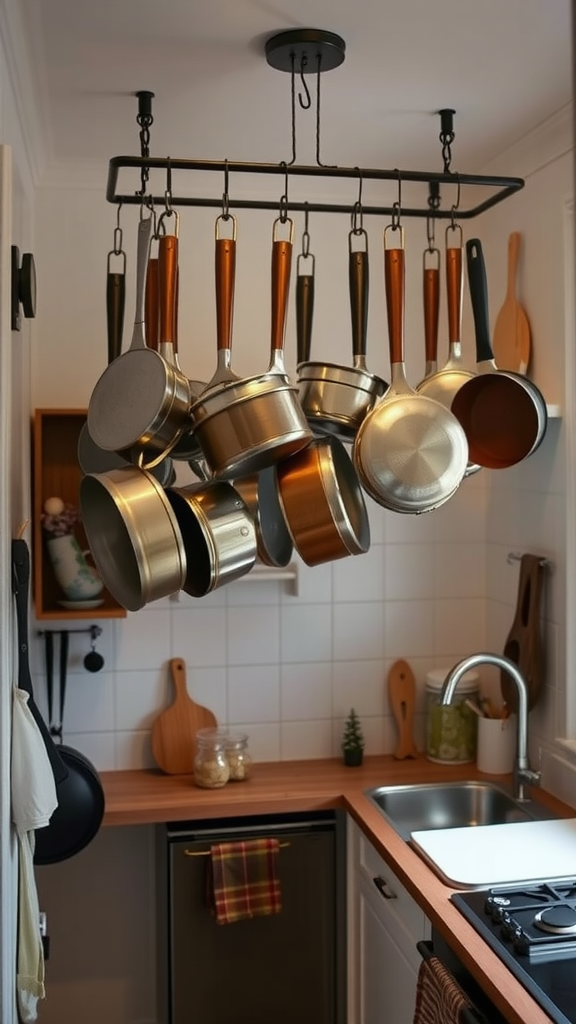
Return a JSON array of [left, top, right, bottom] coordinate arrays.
[[11, 538, 105, 865]]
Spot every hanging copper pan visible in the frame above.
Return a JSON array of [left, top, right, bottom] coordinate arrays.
[[451, 238, 547, 469]]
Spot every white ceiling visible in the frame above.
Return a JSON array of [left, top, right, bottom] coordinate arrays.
[[10, 0, 575, 205]]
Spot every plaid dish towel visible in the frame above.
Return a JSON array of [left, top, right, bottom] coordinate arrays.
[[413, 955, 477, 1024], [209, 838, 282, 924]]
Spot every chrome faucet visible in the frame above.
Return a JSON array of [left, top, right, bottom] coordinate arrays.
[[440, 652, 541, 801]]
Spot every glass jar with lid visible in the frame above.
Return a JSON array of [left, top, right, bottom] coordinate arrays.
[[425, 667, 480, 764], [193, 728, 230, 789], [224, 732, 252, 781]]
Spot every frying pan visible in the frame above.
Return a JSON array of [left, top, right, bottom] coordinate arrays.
[[451, 238, 547, 469], [189, 216, 312, 479], [421, 244, 440, 380], [352, 227, 469, 514], [416, 228, 480, 478], [34, 629, 105, 865], [87, 214, 191, 459], [276, 433, 370, 566], [11, 539, 104, 865], [77, 245, 175, 486], [296, 229, 387, 441]]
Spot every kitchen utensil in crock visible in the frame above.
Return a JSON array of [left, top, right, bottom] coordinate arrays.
[[451, 238, 547, 469], [79, 454, 187, 612], [232, 466, 294, 567], [297, 228, 387, 442], [416, 227, 480, 478], [34, 627, 105, 866], [151, 657, 218, 774], [189, 215, 313, 479], [388, 658, 419, 759], [353, 227, 469, 514], [492, 231, 531, 375], [165, 478, 257, 597], [421, 243, 440, 380], [87, 214, 191, 459], [500, 553, 545, 713], [276, 433, 370, 566]]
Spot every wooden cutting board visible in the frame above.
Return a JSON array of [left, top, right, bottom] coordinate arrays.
[[151, 658, 218, 774], [387, 659, 419, 759], [492, 231, 531, 375], [500, 553, 545, 713]]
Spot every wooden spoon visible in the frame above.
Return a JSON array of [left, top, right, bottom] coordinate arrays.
[[151, 658, 218, 774], [492, 231, 531, 375], [387, 659, 419, 759], [500, 554, 545, 713]]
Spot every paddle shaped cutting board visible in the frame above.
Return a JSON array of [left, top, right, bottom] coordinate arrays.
[[388, 659, 419, 759], [500, 553, 545, 713], [492, 231, 531, 375], [151, 658, 217, 774]]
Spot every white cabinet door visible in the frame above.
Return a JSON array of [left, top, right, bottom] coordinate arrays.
[[348, 818, 430, 1024]]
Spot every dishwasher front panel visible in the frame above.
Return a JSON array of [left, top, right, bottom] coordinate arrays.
[[161, 813, 345, 1024]]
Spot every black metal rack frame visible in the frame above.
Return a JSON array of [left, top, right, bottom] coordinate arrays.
[[105, 155, 524, 220]]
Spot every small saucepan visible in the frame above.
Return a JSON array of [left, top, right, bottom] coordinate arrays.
[[297, 228, 386, 442], [276, 434, 370, 567], [451, 238, 547, 469], [87, 214, 191, 460], [165, 479, 257, 597], [79, 457, 187, 611], [189, 215, 312, 480]]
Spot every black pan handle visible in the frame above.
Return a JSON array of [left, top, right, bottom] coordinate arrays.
[[59, 630, 69, 735], [349, 248, 369, 361], [106, 272, 126, 364], [296, 252, 315, 364], [11, 539, 68, 784], [466, 238, 494, 364]]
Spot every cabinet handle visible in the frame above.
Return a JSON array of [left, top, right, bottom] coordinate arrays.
[[373, 875, 397, 900]]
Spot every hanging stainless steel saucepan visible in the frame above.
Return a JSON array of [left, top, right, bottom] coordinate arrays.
[[165, 479, 257, 597], [353, 226, 469, 514], [297, 228, 386, 442], [416, 226, 480, 478], [80, 454, 187, 611], [87, 213, 191, 460], [276, 433, 370, 566], [420, 243, 440, 380], [189, 215, 313, 480], [451, 238, 547, 469]]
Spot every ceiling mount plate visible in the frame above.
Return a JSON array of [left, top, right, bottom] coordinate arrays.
[[265, 29, 346, 74]]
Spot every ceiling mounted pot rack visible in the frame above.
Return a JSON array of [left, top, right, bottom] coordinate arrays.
[[105, 29, 524, 220]]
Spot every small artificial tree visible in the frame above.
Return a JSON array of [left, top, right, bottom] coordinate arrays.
[[342, 707, 365, 767]]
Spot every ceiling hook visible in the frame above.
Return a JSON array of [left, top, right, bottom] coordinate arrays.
[[278, 160, 289, 223], [298, 54, 311, 109]]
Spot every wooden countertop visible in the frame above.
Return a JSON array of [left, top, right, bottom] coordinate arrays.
[[100, 755, 574, 1024]]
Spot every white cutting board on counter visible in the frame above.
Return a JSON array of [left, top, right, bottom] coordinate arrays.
[[411, 817, 576, 889]]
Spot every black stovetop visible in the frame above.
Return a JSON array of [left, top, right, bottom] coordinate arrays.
[[452, 882, 576, 1024]]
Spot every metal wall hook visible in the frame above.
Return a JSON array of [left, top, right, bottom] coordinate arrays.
[[507, 551, 554, 572]]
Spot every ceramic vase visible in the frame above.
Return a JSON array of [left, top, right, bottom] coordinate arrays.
[[46, 534, 104, 601]]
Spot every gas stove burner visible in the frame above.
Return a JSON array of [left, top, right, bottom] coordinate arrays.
[[535, 905, 576, 936]]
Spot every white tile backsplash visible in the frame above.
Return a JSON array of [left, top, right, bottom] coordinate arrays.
[[227, 664, 280, 722], [226, 604, 280, 664], [280, 662, 333, 720], [280, 602, 332, 662]]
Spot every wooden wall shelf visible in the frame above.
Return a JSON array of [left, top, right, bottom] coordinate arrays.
[[32, 408, 127, 620]]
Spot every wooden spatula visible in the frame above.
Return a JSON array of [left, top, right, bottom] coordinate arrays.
[[492, 231, 531, 375], [387, 659, 419, 759], [151, 658, 218, 774], [500, 554, 545, 713]]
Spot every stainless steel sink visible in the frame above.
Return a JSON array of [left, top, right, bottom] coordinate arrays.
[[366, 781, 558, 840]]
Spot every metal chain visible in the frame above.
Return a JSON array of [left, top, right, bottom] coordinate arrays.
[[136, 117, 153, 197], [440, 128, 454, 174]]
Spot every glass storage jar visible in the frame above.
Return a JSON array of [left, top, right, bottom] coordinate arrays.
[[225, 732, 252, 781], [425, 667, 480, 764], [193, 728, 230, 789]]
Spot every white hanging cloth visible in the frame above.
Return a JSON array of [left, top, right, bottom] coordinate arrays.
[[11, 686, 58, 1022]]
